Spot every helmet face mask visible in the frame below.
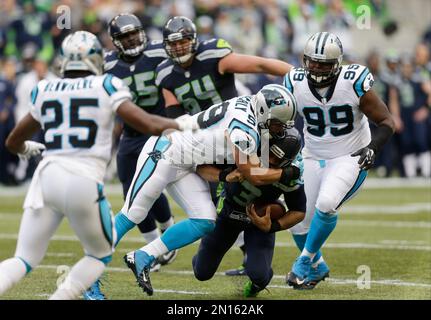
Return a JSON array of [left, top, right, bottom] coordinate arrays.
[[303, 32, 343, 88], [109, 14, 147, 57], [303, 55, 340, 87], [60, 31, 104, 76], [163, 16, 198, 64], [268, 127, 302, 168]]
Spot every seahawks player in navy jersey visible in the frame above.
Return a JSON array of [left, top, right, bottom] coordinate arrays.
[[84, 13, 177, 300], [193, 128, 306, 298], [156, 16, 293, 117]]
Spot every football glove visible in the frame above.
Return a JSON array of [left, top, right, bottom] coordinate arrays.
[[175, 114, 200, 131], [351, 147, 375, 170], [18, 141, 46, 160]]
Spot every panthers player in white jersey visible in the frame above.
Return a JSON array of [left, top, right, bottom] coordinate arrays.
[[112, 84, 297, 295], [0, 31, 192, 300], [284, 32, 395, 289]]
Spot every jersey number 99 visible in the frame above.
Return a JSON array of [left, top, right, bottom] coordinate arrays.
[[303, 105, 354, 137]]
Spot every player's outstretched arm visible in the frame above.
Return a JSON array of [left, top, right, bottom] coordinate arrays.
[[218, 53, 293, 76], [117, 99, 197, 135], [352, 90, 395, 170], [6, 113, 42, 156]]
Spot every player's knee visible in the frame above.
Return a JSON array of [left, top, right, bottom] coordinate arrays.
[[189, 219, 215, 237], [192, 255, 213, 281], [316, 194, 337, 214], [246, 267, 272, 288]]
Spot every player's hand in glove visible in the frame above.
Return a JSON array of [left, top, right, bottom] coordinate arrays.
[[351, 147, 375, 170], [18, 141, 46, 160], [175, 114, 200, 131]]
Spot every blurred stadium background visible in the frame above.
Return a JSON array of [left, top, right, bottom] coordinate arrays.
[[0, 0, 430, 300]]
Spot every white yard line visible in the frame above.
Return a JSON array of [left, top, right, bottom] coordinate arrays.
[[1, 202, 429, 221], [1, 233, 430, 251], [0, 178, 429, 197], [339, 220, 431, 228], [35, 264, 431, 290], [342, 203, 431, 215]]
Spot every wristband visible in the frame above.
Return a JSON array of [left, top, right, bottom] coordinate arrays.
[[279, 166, 300, 185], [368, 124, 393, 154], [269, 220, 281, 233], [219, 167, 234, 182]]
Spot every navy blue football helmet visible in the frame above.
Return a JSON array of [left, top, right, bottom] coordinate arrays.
[[162, 16, 198, 64], [109, 13, 147, 57], [269, 127, 302, 168]]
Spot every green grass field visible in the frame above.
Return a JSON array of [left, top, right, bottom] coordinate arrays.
[[0, 183, 430, 300]]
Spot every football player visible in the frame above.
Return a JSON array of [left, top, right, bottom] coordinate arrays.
[[0, 31, 192, 300], [107, 13, 176, 271], [114, 84, 297, 296], [157, 16, 293, 206], [284, 32, 395, 289], [192, 127, 306, 298], [157, 16, 293, 118], [84, 14, 178, 300]]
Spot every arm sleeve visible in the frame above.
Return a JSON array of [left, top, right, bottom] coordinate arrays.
[[283, 185, 306, 213]]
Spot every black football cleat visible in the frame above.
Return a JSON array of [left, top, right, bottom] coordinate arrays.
[[124, 251, 154, 296]]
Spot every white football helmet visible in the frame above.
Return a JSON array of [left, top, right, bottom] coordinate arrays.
[[303, 32, 343, 87], [252, 84, 297, 138], [60, 31, 104, 76]]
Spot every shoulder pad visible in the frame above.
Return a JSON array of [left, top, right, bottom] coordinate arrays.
[[144, 41, 167, 58], [341, 64, 374, 98], [155, 63, 174, 86], [195, 38, 233, 61], [104, 59, 118, 72], [283, 67, 306, 93]]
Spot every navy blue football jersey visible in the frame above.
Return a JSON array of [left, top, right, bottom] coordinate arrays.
[[104, 40, 167, 125], [155, 38, 237, 115]]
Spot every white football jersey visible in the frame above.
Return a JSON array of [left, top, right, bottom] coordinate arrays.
[[29, 74, 131, 181], [284, 64, 373, 159], [165, 95, 260, 166]]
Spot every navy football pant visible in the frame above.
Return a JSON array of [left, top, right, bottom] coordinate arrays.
[[192, 215, 274, 289]]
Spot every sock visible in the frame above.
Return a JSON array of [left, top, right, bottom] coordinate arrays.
[[0, 257, 29, 295], [312, 256, 325, 268], [50, 256, 105, 300], [292, 234, 322, 263], [141, 237, 169, 259], [158, 216, 174, 233], [141, 229, 160, 244], [303, 209, 338, 257], [114, 212, 136, 246], [403, 154, 417, 178], [418, 151, 431, 177], [160, 218, 214, 251]]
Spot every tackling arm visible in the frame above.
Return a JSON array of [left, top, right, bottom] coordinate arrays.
[[116, 99, 181, 135]]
